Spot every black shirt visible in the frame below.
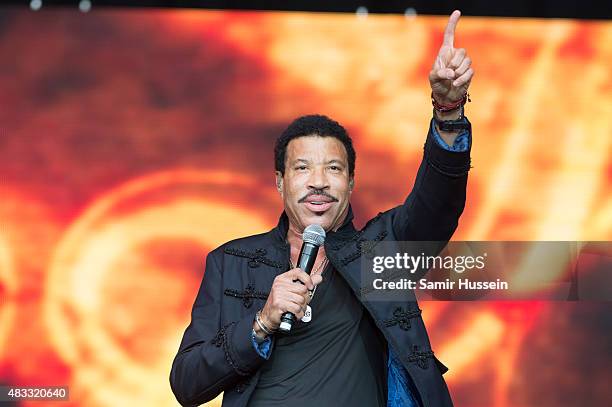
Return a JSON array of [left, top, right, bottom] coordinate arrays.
[[247, 265, 387, 407]]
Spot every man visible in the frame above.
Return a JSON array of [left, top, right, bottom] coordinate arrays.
[[170, 10, 473, 407]]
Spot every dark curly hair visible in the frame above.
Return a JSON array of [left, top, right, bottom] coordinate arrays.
[[274, 114, 356, 176]]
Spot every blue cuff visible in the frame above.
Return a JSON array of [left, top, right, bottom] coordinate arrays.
[[387, 348, 419, 407], [251, 330, 273, 359], [431, 117, 470, 152]]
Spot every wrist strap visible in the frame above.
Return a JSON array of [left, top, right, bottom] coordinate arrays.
[[433, 107, 470, 132]]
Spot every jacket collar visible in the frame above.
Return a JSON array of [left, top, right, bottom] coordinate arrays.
[[273, 204, 356, 244]]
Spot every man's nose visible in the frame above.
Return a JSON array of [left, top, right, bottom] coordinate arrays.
[[308, 167, 329, 190]]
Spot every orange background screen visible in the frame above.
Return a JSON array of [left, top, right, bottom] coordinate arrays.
[[0, 8, 610, 407]]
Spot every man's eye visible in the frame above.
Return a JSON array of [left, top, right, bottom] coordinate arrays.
[[296, 166, 307, 171], [330, 166, 341, 171]]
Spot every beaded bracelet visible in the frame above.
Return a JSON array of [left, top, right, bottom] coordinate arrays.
[[431, 92, 470, 112]]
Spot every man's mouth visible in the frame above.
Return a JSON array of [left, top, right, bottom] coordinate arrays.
[[302, 195, 335, 212]]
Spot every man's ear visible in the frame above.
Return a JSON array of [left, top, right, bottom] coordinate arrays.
[[275, 172, 283, 193], [349, 177, 354, 192]]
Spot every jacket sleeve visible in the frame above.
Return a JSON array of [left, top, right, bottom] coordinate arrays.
[[170, 249, 267, 406], [391, 117, 471, 242]]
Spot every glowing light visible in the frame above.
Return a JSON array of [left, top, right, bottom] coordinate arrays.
[[79, 0, 91, 13], [439, 312, 505, 380], [404, 8, 417, 20], [0, 235, 16, 360], [30, 0, 42, 11], [44, 170, 270, 406], [356, 6, 368, 19]]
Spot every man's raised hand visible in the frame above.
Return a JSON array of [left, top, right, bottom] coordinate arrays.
[[429, 10, 474, 105]]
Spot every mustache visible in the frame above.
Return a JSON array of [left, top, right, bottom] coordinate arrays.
[[298, 189, 339, 203]]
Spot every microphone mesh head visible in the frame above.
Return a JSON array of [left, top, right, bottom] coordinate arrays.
[[302, 224, 326, 246]]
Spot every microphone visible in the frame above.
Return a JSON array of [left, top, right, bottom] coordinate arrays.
[[278, 224, 326, 333]]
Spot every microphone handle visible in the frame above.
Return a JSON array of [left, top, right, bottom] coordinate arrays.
[[278, 242, 320, 333]]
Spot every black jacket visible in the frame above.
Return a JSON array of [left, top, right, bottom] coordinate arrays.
[[170, 126, 471, 407]]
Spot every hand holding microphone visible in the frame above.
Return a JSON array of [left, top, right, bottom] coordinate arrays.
[[279, 224, 326, 332], [256, 268, 321, 335], [256, 225, 326, 335]]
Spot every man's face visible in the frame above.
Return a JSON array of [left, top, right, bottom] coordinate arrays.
[[277, 135, 353, 233]]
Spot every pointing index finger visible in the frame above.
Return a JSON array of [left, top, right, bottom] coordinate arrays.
[[443, 10, 461, 47]]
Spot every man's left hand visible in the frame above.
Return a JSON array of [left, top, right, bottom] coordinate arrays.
[[429, 10, 474, 105]]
